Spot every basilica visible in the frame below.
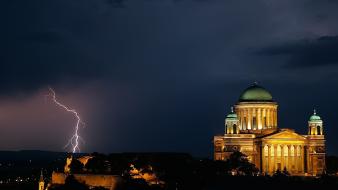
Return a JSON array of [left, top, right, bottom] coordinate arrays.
[[213, 83, 326, 176]]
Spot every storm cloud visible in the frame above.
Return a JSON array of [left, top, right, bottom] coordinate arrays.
[[1, 0, 338, 157], [257, 36, 338, 68]]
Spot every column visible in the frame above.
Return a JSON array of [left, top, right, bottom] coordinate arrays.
[[274, 145, 277, 172], [284, 145, 288, 171], [275, 109, 278, 127], [255, 108, 258, 130], [247, 108, 251, 130], [288, 145, 291, 173], [266, 109, 270, 128], [241, 110, 244, 130], [268, 145, 271, 174], [266, 145, 271, 174], [251, 108, 255, 130], [258, 108, 262, 129], [295, 146, 298, 173], [301, 146, 304, 173], [262, 108, 266, 129], [271, 109, 275, 128], [281, 145, 284, 170], [272, 109, 276, 128], [270, 109, 273, 128]]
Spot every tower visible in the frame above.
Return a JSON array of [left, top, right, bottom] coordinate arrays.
[[308, 109, 323, 135], [225, 107, 239, 134], [307, 109, 326, 175], [38, 170, 44, 190]]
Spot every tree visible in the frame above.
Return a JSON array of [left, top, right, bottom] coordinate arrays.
[[282, 167, 290, 176], [69, 159, 84, 174], [85, 154, 109, 174], [50, 175, 89, 190], [225, 151, 259, 176]]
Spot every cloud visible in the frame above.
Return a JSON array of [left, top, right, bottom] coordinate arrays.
[[257, 36, 338, 68]]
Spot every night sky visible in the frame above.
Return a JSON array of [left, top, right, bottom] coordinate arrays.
[[1, 0, 338, 157]]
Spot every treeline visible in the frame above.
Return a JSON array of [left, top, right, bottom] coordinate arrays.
[[58, 152, 338, 190]]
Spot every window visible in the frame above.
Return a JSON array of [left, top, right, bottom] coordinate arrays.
[[243, 117, 247, 130], [233, 124, 237, 134], [317, 126, 321, 135], [253, 117, 257, 129]]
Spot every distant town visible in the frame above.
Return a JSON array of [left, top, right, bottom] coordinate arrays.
[[0, 150, 338, 190]]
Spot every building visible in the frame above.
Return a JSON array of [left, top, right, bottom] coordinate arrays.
[[213, 83, 326, 176], [51, 172, 122, 190], [38, 170, 45, 190], [41, 156, 123, 190]]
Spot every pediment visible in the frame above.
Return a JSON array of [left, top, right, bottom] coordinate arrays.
[[262, 129, 306, 140]]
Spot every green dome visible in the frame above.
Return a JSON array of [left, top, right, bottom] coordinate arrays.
[[226, 107, 238, 120], [226, 113, 238, 119], [239, 83, 273, 102], [309, 110, 321, 121]]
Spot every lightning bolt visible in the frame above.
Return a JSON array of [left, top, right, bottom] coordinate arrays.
[[47, 87, 85, 153]]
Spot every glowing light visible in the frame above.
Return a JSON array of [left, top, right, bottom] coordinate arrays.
[[47, 88, 84, 153]]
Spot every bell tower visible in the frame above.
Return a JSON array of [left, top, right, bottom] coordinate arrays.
[[225, 107, 239, 134], [38, 170, 44, 190], [308, 109, 323, 135]]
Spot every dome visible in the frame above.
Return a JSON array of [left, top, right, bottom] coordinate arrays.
[[309, 109, 322, 121], [226, 107, 238, 120], [239, 83, 273, 102]]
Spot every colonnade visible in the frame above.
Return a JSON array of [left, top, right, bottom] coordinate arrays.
[[236, 106, 277, 130], [262, 144, 304, 174]]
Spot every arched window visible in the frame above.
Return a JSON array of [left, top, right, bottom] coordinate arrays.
[[233, 124, 237, 134], [317, 126, 321, 135], [225, 125, 228, 134]]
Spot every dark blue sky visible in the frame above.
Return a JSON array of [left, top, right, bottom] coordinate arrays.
[[1, 0, 338, 157]]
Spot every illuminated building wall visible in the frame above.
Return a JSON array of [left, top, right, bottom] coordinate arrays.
[[51, 172, 122, 190]]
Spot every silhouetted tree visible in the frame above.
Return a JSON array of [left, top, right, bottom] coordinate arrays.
[[91, 187, 109, 190], [225, 151, 259, 176], [69, 158, 84, 174], [50, 175, 89, 190], [86, 153, 109, 174], [282, 167, 290, 176]]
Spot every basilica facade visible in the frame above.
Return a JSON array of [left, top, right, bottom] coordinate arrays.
[[213, 83, 326, 176]]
